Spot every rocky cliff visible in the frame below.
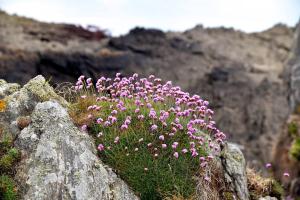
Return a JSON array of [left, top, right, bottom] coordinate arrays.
[[0, 10, 296, 170]]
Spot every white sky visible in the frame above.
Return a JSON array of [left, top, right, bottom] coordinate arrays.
[[0, 0, 299, 36]]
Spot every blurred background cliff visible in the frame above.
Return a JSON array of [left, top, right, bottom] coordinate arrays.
[[0, 0, 300, 192]]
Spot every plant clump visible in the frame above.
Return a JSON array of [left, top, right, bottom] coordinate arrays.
[[289, 137, 300, 161], [0, 175, 17, 200], [288, 121, 298, 137], [70, 73, 226, 199], [0, 128, 20, 200]]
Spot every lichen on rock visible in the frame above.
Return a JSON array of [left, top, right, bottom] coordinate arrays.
[[15, 101, 138, 200]]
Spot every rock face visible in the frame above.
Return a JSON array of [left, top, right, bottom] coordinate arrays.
[[0, 76, 139, 200], [195, 143, 249, 200], [0, 10, 296, 168], [287, 21, 300, 111], [220, 143, 249, 200], [15, 101, 138, 200], [272, 21, 300, 199]]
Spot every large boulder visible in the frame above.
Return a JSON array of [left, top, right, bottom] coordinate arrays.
[[220, 143, 249, 200], [15, 101, 138, 200]]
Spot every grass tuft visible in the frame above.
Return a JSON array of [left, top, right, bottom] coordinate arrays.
[[0, 175, 17, 200]]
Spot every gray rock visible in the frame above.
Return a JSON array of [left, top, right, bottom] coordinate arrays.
[[0, 79, 20, 98], [195, 143, 249, 200], [288, 21, 300, 111], [221, 143, 249, 200], [0, 75, 68, 138], [15, 101, 138, 200]]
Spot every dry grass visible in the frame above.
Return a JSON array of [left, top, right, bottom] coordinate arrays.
[[54, 82, 77, 103], [68, 95, 98, 126], [247, 168, 273, 195], [246, 168, 282, 199], [195, 160, 226, 200]]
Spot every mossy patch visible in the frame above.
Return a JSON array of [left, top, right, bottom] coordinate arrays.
[[288, 122, 298, 137], [289, 137, 300, 161]]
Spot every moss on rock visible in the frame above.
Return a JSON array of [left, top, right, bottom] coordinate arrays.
[[289, 137, 300, 161]]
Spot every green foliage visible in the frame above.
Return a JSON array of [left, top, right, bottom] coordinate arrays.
[[269, 180, 284, 199], [0, 130, 19, 199], [288, 122, 298, 137], [289, 137, 300, 161], [0, 134, 13, 152], [0, 175, 17, 200], [72, 98, 209, 199]]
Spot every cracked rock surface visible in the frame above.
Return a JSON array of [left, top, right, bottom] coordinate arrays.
[[15, 101, 138, 200]]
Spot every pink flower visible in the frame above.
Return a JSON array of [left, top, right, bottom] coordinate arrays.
[[265, 163, 272, 169], [207, 155, 214, 160], [104, 121, 111, 127], [200, 162, 207, 168], [78, 75, 85, 80], [97, 118, 103, 124], [97, 144, 105, 151], [283, 172, 290, 177], [81, 124, 87, 131], [191, 151, 198, 157], [86, 78, 92, 84], [159, 135, 165, 141], [121, 124, 128, 130], [147, 143, 152, 147], [162, 144, 167, 149], [204, 176, 210, 182], [199, 157, 205, 162], [147, 103, 152, 108], [111, 110, 118, 115], [173, 152, 179, 159], [81, 95, 87, 99], [182, 149, 188, 154], [114, 136, 120, 143], [172, 142, 179, 149], [151, 124, 158, 131], [138, 115, 145, 120]]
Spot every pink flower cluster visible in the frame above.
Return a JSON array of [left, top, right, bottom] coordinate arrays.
[[75, 73, 226, 169]]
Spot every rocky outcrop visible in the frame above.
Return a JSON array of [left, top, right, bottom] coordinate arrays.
[[220, 143, 249, 200], [15, 101, 138, 200], [0, 76, 139, 200], [0, 10, 296, 169]]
